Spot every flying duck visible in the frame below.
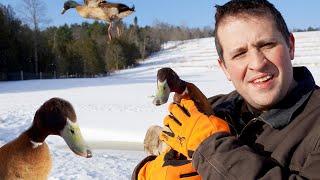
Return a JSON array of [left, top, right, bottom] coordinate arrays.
[[0, 97, 92, 179], [61, 0, 135, 40]]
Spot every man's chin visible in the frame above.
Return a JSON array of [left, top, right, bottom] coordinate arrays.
[[247, 94, 278, 110]]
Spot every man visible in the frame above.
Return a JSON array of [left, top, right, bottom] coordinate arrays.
[[133, 0, 320, 179]]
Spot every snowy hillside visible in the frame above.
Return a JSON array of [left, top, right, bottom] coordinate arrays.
[[0, 31, 320, 179]]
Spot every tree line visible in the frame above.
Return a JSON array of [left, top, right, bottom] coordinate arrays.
[[292, 27, 320, 32], [0, 4, 213, 81]]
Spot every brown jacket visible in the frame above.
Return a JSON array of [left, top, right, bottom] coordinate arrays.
[[192, 66, 320, 179]]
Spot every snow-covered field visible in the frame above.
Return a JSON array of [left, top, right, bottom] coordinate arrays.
[[0, 31, 320, 179]]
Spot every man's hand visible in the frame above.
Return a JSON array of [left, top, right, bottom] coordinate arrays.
[[160, 99, 230, 158]]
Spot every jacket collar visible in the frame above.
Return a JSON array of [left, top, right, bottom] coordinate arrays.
[[214, 66, 316, 129], [260, 66, 315, 128]]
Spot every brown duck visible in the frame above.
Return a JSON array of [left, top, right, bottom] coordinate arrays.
[[145, 67, 213, 155], [153, 67, 213, 116], [0, 97, 92, 180], [61, 0, 135, 40]]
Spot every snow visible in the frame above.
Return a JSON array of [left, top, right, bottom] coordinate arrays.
[[0, 31, 320, 179]]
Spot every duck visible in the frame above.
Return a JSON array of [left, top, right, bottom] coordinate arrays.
[[143, 125, 169, 156], [153, 67, 214, 116], [145, 67, 214, 155], [0, 97, 92, 180], [61, 0, 135, 40]]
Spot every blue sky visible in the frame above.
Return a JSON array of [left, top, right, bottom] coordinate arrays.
[[1, 0, 319, 30]]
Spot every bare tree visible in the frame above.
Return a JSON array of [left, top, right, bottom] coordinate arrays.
[[18, 0, 50, 76]]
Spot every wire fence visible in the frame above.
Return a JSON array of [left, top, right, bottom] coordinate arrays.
[[1, 71, 109, 81]]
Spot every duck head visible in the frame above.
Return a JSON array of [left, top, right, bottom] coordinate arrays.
[[61, 0, 80, 14], [153, 68, 187, 106], [28, 97, 92, 158]]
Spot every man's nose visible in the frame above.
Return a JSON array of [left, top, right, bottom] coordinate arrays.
[[248, 49, 267, 71]]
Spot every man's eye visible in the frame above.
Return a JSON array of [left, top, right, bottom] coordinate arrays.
[[263, 42, 275, 48], [233, 52, 245, 59]]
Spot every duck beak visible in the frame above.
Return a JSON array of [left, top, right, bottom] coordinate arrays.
[[152, 80, 171, 106], [61, 8, 67, 14], [60, 119, 92, 158]]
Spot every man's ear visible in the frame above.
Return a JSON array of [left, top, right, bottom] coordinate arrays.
[[289, 33, 295, 60], [218, 59, 231, 81]]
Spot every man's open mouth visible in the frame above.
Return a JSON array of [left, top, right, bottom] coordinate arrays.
[[252, 75, 273, 83]]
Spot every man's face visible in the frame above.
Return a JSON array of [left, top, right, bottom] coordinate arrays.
[[217, 15, 295, 110]]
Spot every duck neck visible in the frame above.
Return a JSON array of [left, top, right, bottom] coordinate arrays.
[[26, 125, 48, 144], [76, 5, 85, 11], [173, 79, 187, 94]]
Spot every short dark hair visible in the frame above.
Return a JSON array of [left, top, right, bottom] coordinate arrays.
[[214, 0, 290, 60]]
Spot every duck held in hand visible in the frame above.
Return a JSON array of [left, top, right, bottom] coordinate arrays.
[[153, 67, 213, 116], [145, 67, 214, 156]]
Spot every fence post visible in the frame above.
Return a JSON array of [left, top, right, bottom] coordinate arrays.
[[54, 71, 56, 79], [40, 72, 42, 79], [20, 70, 23, 80]]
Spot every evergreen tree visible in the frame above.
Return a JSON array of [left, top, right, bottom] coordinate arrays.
[[1, 3, 213, 81]]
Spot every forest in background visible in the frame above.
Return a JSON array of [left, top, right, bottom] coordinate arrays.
[[0, 4, 213, 81], [1, 3, 319, 81]]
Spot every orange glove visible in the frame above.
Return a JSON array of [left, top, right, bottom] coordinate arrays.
[[134, 149, 201, 180], [160, 99, 230, 158]]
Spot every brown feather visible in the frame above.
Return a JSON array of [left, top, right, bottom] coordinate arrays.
[[85, 0, 106, 7], [186, 83, 214, 116], [0, 132, 51, 180]]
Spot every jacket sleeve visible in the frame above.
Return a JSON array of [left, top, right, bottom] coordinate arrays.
[[192, 132, 320, 180], [132, 150, 201, 180], [132, 155, 157, 180]]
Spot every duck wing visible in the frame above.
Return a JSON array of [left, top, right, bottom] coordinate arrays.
[[117, 3, 135, 13], [85, 0, 107, 7], [99, 2, 134, 13]]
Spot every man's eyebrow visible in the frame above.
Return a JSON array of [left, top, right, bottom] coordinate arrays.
[[254, 38, 277, 47], [230, 46, 247, 56]]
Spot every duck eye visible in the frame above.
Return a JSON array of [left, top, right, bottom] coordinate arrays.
[[70, 129, 75, 134]]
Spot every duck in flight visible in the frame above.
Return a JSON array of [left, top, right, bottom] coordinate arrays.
[[62, 0, 135, 40]]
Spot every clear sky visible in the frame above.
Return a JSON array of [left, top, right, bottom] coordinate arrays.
[[1, 0, 319, 30]]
